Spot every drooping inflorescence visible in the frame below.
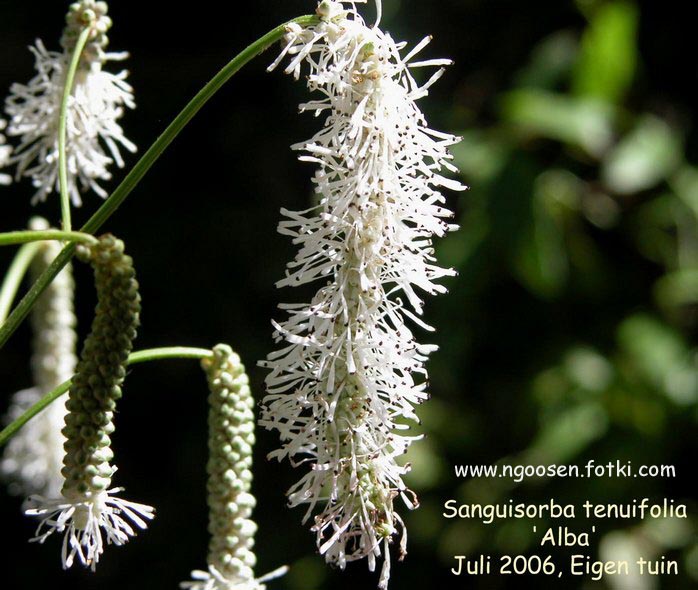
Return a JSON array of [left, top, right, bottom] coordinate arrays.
[[26, 234, 153, 570], [1, 217, 77, 499], [2, 0, 135, 205], [261, 1, 464, 587], [182, 345, 287, 590]]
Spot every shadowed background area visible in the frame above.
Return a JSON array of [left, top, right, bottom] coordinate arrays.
[[1, 0, 696, 588]]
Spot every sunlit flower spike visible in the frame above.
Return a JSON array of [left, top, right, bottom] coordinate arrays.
[[261, 1, 464, 587], [3, 1, 135, 206]]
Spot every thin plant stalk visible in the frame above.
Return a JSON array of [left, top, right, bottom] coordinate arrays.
[[0, 346, 213, 447], [0, 14, 318, 352], [58, 26, 91, 232], [0, 243, 42, 323], [0, 230, 98, 247]]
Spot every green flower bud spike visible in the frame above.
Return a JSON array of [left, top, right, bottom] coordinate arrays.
[[182, 345, 287, 590], [1, 217, 77, 498], [25, 234, 154, 571], [61, 0, 113, 64]]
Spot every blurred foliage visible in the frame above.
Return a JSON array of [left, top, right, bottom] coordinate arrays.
[[404, 0, 697, 588]]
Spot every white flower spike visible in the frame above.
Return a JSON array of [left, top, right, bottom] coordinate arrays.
[[1, 218, 77, 499], [26, 487, 155, 570], [3, 1, 135, 206], [262, 1, 464, 587]]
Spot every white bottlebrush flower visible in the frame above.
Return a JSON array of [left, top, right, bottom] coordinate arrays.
[[261, 1, 464, 587], [3, 1, 135, 206], [182, 345, 287, 590], [1, 217, 77, 499]]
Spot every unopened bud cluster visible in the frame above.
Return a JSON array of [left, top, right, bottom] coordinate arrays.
[[61, 235, 140, 497], [204, 345, 257, 583], [26, 234, 153, 571], [182, 345, 286, 590], [61, 1, 112, 64]]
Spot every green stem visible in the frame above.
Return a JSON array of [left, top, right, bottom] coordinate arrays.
[[58, 26, 91, 233], [128, 346, 213, 365], [0, 15, 318, 351], [0, 244, 75, 349], [0, 230, 98, 247], [0, 346, 213, 447], [0, 243, 42, 323]]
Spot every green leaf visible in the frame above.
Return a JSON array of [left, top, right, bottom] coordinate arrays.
[[655, 269, 698, 311], [602, 116, 682, 194], [572, 0, 639, 103], [515, 30, 579, 90], [617, 314, 698, 405], [501, 89, 614, 157], [671, 165, 698, 218], [563, 346, 614, 393], [629, 193, 681, 266], [514, 170, 583, 297], [450, 130, 510, 182], [526, 403, 608, 464], [403, 438, 447, 490]]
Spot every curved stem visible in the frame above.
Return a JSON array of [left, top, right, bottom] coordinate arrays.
[[0, 244, 75, 350], [0, 230, 98, 247], [58, 26, 91, 233], [0, 243, 42, 323], [0, 381, 70, 449], [0, 15, 318, 351], [0, 346, 213, 447], [128, 346, 213, 365], [80, 14, 317, 235]]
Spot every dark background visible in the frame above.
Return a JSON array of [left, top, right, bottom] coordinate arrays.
[[1, 1, 696, 589]]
